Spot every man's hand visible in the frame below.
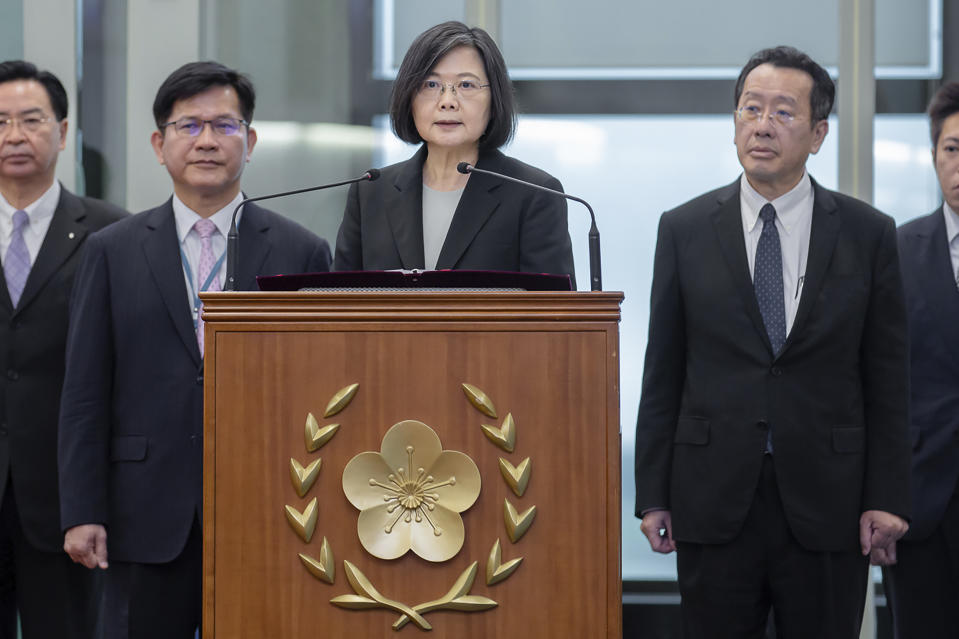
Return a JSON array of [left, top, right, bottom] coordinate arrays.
[[640, 509, 676, 554], [64, 524, 109, 569], [869, 541, 898, 566], [860, 510, 908, 558]]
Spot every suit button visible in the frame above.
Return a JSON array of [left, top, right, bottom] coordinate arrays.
[[0, 422, 7, 435], [756, 420, 769, 430], [770, 367, 783, 377], [196, 375, 203, 385], [6, 369, 18, 381]]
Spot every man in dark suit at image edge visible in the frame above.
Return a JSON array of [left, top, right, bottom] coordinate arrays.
[[634, 46, 911, 639], [881, 81, 959, 638], [0, 60, 127, 639], [57, 61, 331, 638]]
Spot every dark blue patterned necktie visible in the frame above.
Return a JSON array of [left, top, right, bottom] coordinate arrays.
[[754, 203, 786, 355]]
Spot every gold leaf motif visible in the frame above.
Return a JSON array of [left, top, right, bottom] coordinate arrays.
[[481, 413, 516, 453], [329, 594, 378, 608], [486, 539, 523, 586], [299, 537, 335, 584], [504, 499, 536, 543], [332, 561, 432, 630], [445, 595, 497, 611], [324, 383, 359, 417], [498, 456, 531, 497], [393, 561, 476, 630], [461, 383, 497, 418], [445, 562, 479, 598], [305, 412, 339, 453], [316, 383, 536, 631], [393, 562, 493, 630], [284, 497, 318, 543], [289, 457, 321, 497]]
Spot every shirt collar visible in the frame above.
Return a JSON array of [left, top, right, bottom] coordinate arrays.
[[944, 202, 959, 246], [172, 192, 244, 243], [740, 172, 812, 236], [0, 181, 61, 227]]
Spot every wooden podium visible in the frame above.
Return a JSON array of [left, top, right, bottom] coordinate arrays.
[[201, 291, 622, 637]]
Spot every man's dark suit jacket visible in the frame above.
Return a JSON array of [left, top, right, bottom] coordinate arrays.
[[57, 199, 331, 563], [897, 208, 959, 540], [0, 187, 127, 552], [634, 177, 911, 552], [333, 146, 576, 288]]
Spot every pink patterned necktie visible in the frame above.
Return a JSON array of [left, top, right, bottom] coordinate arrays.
[[194, 218, 221, 356], [4, 210, 31, 308]]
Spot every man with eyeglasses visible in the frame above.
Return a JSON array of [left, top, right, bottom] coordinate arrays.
[[0, 60, 127, 639], [635, 46, 911, 638], [57, 61, 331, 638]]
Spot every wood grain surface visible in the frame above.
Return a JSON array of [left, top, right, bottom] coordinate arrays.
[[201, 292, 623, 638]]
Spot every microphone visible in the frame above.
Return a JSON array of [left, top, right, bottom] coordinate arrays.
[[457, 162, 601, 291], [224, 169, 381, 291]]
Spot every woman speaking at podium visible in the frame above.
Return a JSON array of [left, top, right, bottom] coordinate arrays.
[[333, 21, 576, 288]]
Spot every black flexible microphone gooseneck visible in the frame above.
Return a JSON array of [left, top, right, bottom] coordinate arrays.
[[224, 169, 381, 291], [456, 162, 601, 291]]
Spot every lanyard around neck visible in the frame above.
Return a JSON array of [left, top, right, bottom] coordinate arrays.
[[180, 245, 226, 328]]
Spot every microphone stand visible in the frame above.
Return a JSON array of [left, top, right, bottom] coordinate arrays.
[[224, 169, 380, 291], [457, 162, 602, 291]]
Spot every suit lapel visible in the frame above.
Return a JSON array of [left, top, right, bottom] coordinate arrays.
[[141, 201, 201, 364], [435, 150, 502, 270], [786, 181, 840, 351], [913, 208, 959, 359], [711, 181, 774, 353], [10, 188, 87, 315], [386, 147, 427, 269], [235, 202, 271, 290], [0, 267, 10, 313]]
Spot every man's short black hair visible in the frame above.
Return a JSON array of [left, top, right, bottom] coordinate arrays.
[[928, 82, 959, 152], [390, 21, 516, 150], [152, 61, 255, 129], [0, 60, 68, 121], [734, 46, 835, 124]]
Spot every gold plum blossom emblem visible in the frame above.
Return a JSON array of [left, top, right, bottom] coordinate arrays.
[[342, 420, 481, 562]]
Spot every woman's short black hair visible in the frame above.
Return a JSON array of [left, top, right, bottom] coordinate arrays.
[[389, 21, 516, 150], [152, 61, 255, 129], [0, 60, 68, 121]]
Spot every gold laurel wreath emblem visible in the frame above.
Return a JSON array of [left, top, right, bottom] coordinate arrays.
[[286, 382, 535, 632], [285, 383, 359, 585]]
